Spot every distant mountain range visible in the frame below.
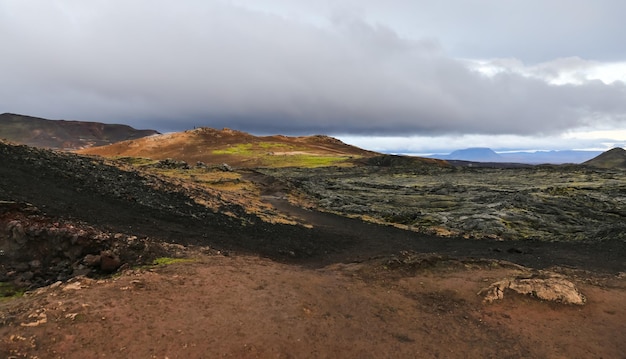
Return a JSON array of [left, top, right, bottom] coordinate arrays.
[[3, 113, 625, 169], [0, 113, 159, 149], [426, 147, 604, 164]]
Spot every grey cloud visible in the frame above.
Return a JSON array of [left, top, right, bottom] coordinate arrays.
[[240, 0, 626, 62], [1, 1, 625, 136]]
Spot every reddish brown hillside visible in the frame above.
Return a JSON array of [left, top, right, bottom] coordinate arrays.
[[78, 127, 380, 167], [0, 113, 159, 149]]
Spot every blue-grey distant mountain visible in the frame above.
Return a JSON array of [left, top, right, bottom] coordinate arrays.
[[430, 148, 503, 162], [426, 148, 602, 164], [501, 150, 603, 164]]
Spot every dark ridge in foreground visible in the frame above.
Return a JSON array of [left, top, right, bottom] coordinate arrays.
[[1, 141, 624, 289]]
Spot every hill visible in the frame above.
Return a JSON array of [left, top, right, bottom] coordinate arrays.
[[0, 113, 159, 149], [79, 127, 380, 167], [584, 147, 626, 169]]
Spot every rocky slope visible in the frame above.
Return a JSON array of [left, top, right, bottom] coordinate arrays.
[[0, 142, 342, 271], [0, 113, 159, 149], [584, 147, 626, 169]]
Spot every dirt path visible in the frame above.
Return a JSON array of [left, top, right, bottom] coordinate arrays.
[[263, 195, 626, 274], [2, 254, 625, 358]]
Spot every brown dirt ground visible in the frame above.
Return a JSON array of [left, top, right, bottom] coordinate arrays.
[[2, 254, 625, 359]]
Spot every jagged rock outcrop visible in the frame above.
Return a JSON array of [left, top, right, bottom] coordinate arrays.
[[479, 273, 586, 305], [0, 201, 159, 287], [155, 158, 190, 169]]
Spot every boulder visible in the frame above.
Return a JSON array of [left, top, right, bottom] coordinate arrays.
[[479, 273, 586, 305], [99, 250, 121, 273], [7, 220, 26, 244], [82, 254, 101, 267]]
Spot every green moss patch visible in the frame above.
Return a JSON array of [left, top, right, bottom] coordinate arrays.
[[260, 154, 353, 168], [152, 257, 195, 266], [212, 143, 254, 155], [0, 282, 25, 300]]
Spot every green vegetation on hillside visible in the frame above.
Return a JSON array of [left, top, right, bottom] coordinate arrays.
[[212, 143, 254, 155], [0, 282, 25, 300], [208, 142, 358, 168], [152, 257, 195, 265], [259, 154, 354, 168]]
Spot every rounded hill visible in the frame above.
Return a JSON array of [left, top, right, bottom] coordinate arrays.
[[584, 147, 626, 169], [0, 113, 159, 149], [78, 127, 379, 168]]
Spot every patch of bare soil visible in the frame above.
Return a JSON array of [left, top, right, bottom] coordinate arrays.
[[2, 254, 625, 358]]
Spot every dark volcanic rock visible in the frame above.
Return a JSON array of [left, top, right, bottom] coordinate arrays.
[[99, 250, 121, 272], [0, 141, 353, 285], [260, 165, 626, 243], [82, 254, 101, 267], [0, 202, 104, 284], [155, 158, 190, 169]]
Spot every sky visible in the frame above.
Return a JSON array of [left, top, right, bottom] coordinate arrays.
[[1, 0, 626, 154]]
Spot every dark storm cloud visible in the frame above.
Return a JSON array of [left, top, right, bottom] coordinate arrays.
[[1, 0, 625, 136]]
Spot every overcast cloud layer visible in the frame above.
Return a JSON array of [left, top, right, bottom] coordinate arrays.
[[1, 1, 626, 151]]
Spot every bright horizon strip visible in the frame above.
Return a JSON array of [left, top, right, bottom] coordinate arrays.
[[336, 131, 626, 156], [465, 58, 626, 86], [563, 129, 626, 140]]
